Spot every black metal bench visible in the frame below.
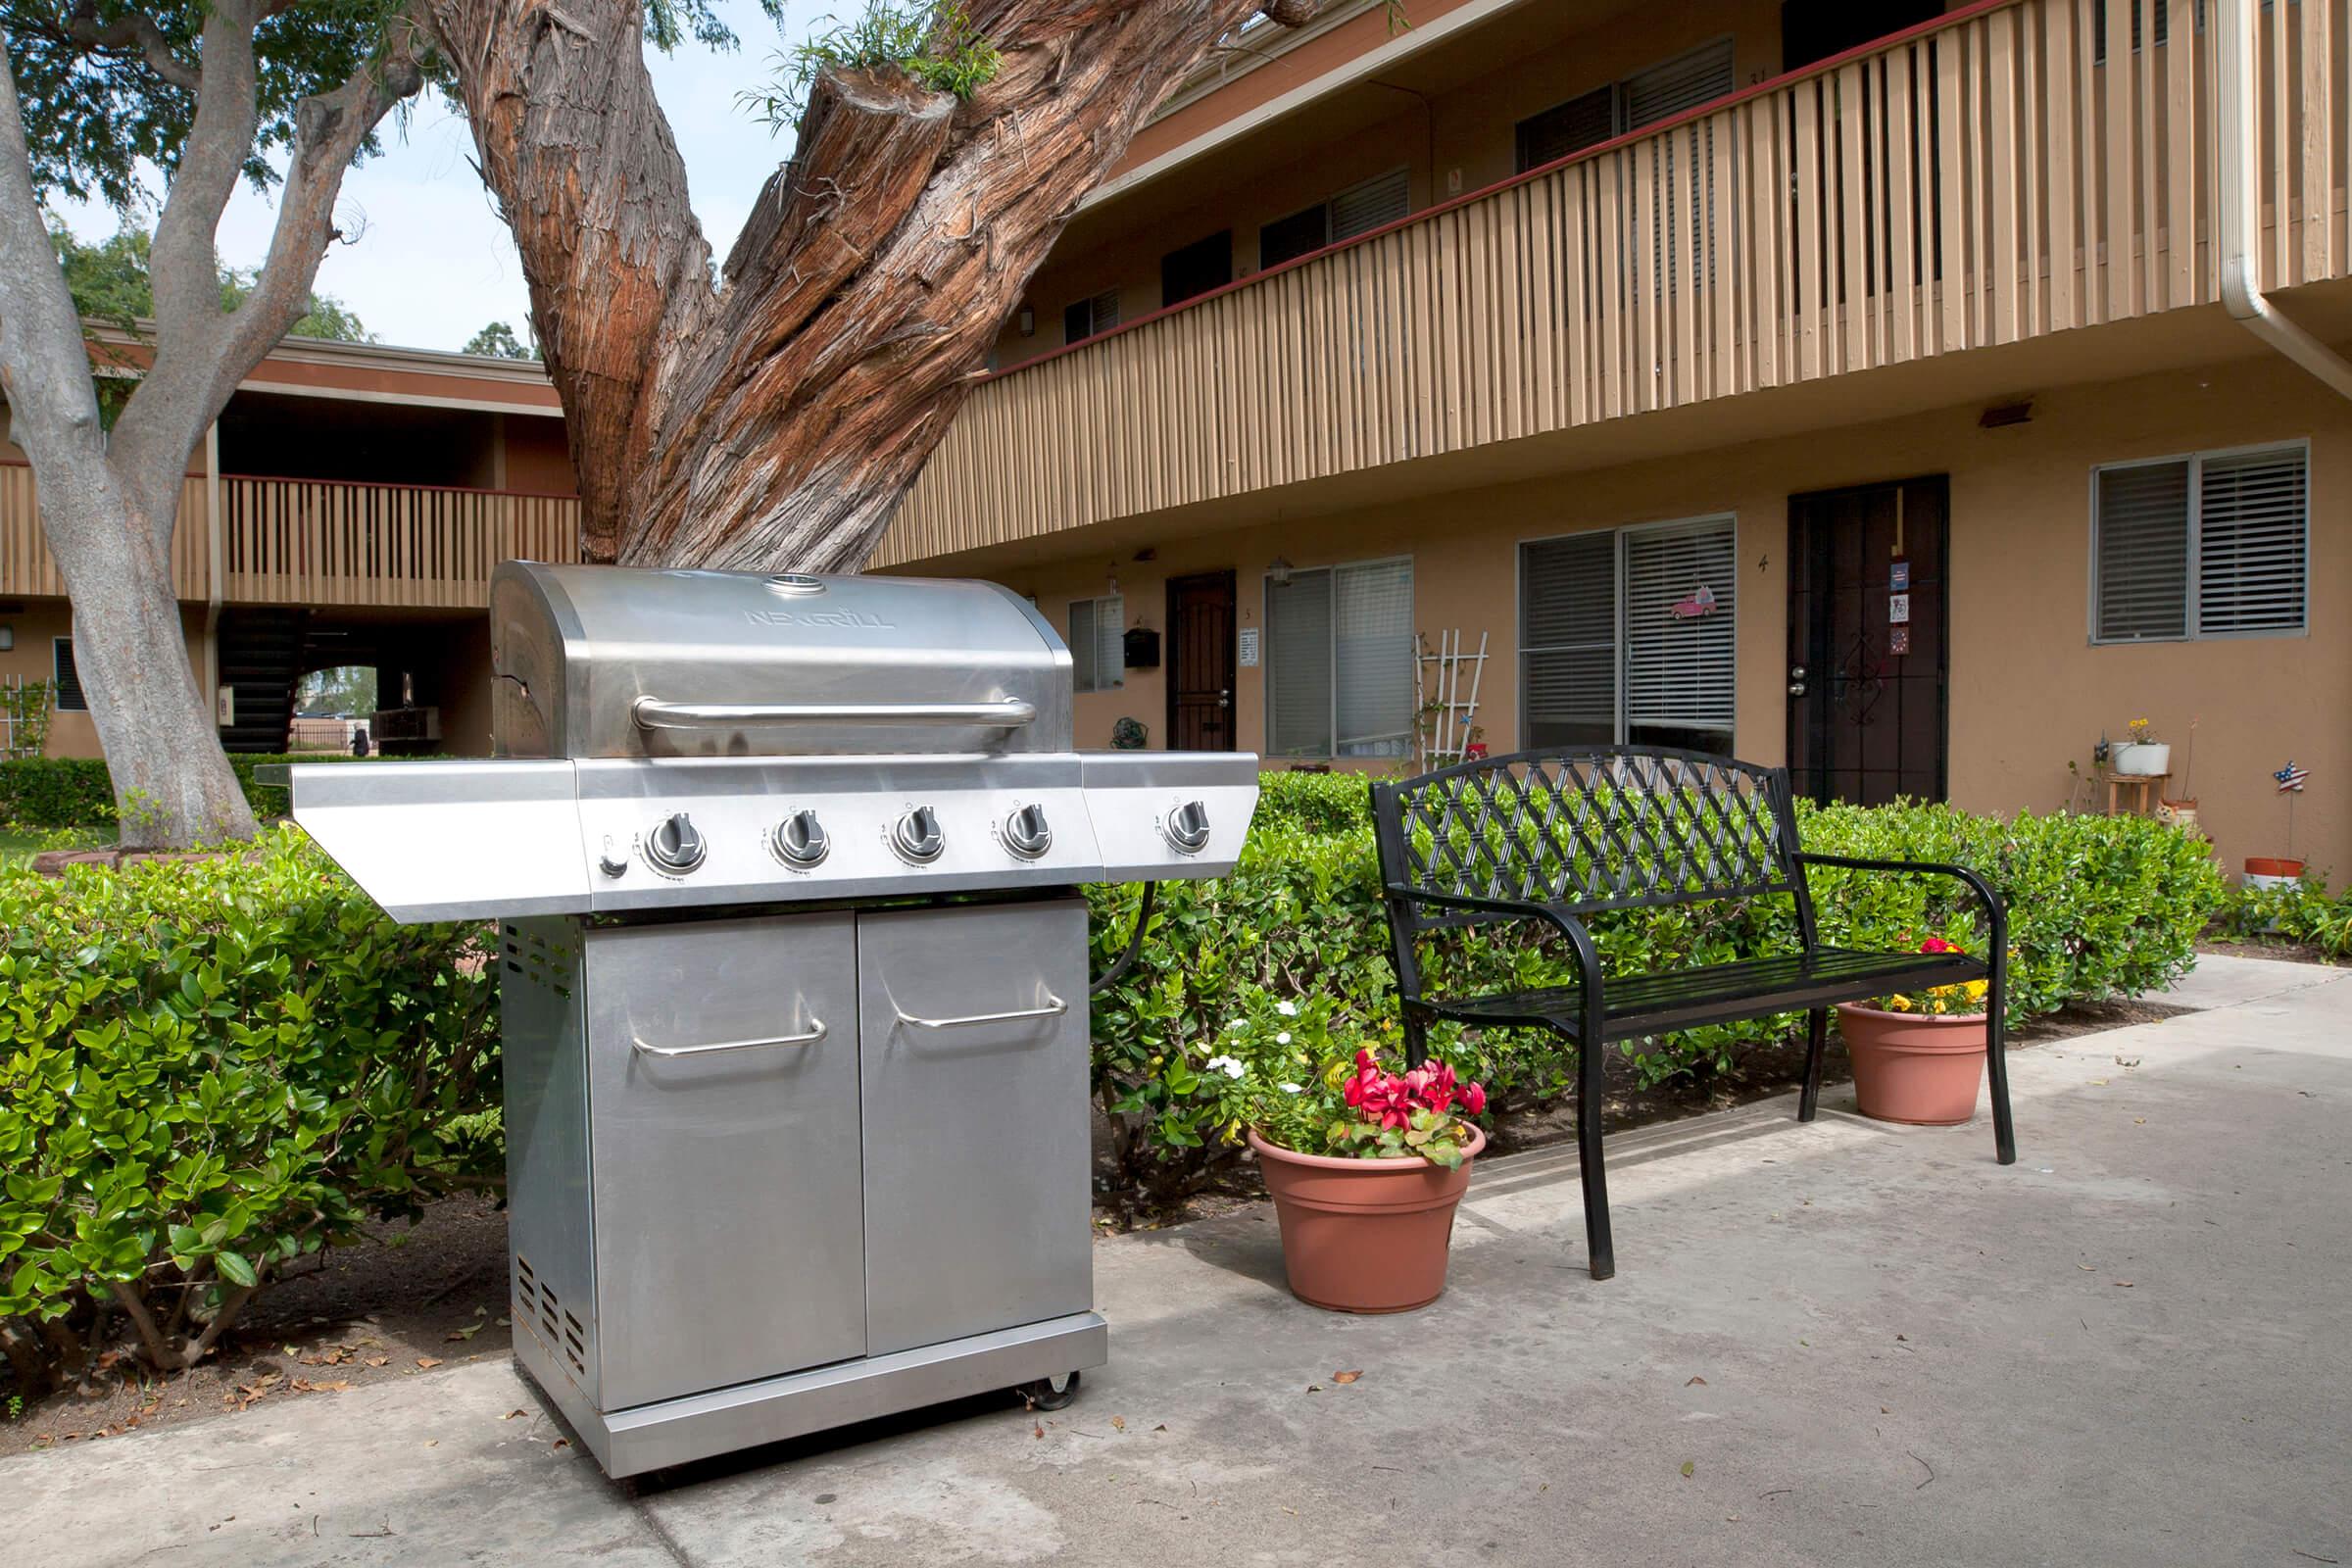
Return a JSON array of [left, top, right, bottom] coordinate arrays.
[[1369, 746, 2015, 1280]]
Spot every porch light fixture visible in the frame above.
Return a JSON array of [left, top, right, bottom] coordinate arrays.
[[1017, 306, 1035, 337], [1267, 555, 1295, 586]]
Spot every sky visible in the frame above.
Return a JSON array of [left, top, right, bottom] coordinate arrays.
[[48, 0, 835, 354]]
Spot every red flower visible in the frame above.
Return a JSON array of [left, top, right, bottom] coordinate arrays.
[[1921, 936, 1955, 955], [1462, 1083, 1488, 1115]]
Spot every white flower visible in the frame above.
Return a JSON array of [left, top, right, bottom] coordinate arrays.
[[1275, 1000, 1298, 1017], [1204, 1054, 1246, 1079], [1275, 1032, 1292, 1046], [1279, 1082, 1302, 1095], [1226, 1019, 1248, 1033]]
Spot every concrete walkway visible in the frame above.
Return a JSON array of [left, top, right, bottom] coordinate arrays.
[[8, 956, 2347, 1567]]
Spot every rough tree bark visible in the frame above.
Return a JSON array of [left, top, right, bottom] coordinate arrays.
[[0, 13, 423, 847], [428, 0, 1318, 572]]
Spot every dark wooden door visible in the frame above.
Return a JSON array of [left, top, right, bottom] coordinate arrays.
[[1166, 571, 1238, 751], [1788, 476, 1949, 806]]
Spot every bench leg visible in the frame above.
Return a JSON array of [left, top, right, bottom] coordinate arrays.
[[1572, 1025, 1615, 1281], [1401, 1008, 1428, 1070], [1986, 957, 2017, 1166], [1797, 1006, 1829, 1122]]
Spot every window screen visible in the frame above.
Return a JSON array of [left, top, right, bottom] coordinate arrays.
[[1061, 288, 1118, 344], [52, 638, 87, 712], [1519, 531, 1616, 746], [1330, 169, 1408, 240], [1265, 571, 1335, 758], [1333, 559, 1414, 758], [1069, 596, 1125, 692], [2092, 461, 2191, 642], [2092, 446, 2305, 642], [1259, 204, 1330, 270]]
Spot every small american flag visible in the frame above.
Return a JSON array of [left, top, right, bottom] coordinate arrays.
[[2275, 760, 2310, 793]]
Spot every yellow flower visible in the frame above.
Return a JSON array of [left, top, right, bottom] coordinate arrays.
[[1965, 979, 1988, 1001]]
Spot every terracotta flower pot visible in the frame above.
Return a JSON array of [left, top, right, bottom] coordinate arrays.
[[1247, 1124, 1485, 1314], [1835, 1004, 1988, 1126], [2244, 857, 2306, 881]]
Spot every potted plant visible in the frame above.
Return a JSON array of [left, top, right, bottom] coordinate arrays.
[[1245, 1050, 1490, 1312], [1835, 938, 1991, 1126], [2247, 759, 2310, 885], [2110, 716, 2171, 777]]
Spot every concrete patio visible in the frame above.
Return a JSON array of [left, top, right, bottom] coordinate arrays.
[[6, 955, 2345, 1567]]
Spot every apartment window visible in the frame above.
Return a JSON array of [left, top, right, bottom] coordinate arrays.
[[2092, 445, 2308, 642], [1519, 516, 1738, 754], [1260, 169, 1401, 267], [1062, 288, 1118, 345], [1513, 38, 1736, 173], [1160, 231, 1233, 308], [52, 637, 88, 711], [1068, 596, 1125, 693], [1259, 169, 1410, 269], [1265, 559, 1414, 760]]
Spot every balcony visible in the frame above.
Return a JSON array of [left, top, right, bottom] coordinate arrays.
[[0, 462, 580, 609], [877, 0, 2349, 566]]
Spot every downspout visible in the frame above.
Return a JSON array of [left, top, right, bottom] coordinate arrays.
[[203, 421, 223, 726], [2216, 0, 2352, 398]]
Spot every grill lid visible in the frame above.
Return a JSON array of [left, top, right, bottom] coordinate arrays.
[[491, 563, 1074, 760]]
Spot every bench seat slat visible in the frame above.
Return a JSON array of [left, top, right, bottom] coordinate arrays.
[[1416, 949, 1987, 1043]]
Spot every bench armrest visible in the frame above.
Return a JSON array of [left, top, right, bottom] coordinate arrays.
[[1790, 853, 2008, 961], [1380, 884, 1604, 1001]]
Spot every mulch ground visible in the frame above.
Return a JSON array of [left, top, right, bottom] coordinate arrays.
[[0, 993, 2197, 1458], [2196, 936, 2342, 967]]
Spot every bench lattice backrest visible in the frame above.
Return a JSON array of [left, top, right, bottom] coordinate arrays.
[[1373, 747, 1799, 920]]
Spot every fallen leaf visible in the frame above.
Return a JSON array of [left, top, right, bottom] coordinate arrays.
[[415, 1356, 442, 1369], [365, 1356, 389, 1368], [1332, 1370, 1363, 1385], [1306, 1384, 1323, 1393], [2113, 1281, 2134, 1289], [1033, 1422, 1045, 1439], [2078, 1263, 2096, 1271], [1893, 1334, 1907, 1343], [446, 1322, 483, 1343], [1880, 1406, 1889, 1415], [1686, 1376, 1707, 1387], [423, 1440, 438, 1448], [1153, 1424, 1167, 1432], [1680, 1461, 1695, 1478], [552, 1438, 570, 1451], [1110, 1415, 1127, 1431], [502, 1409, 527, 1421], [2088, 1078, 2108, 1086]]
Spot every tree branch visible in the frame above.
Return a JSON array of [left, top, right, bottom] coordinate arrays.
[[109, 7, 427, 547], [148, 0, 264, 348], [62, 0, 199, 91], [0, 28, 110, 467]]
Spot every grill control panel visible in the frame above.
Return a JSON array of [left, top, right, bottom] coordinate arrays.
[[771, 809, 829, 868]]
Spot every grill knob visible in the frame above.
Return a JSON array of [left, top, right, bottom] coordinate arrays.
[[891, 805, 945, 864], [646, 811, 706, 874], [1002, 803, 1053, 859], [772, 808, 829, 868], [1164, 799, 1212, 856]]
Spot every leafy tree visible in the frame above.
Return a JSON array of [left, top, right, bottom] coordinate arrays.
[[462, 319, 536, 359], [51, 220, 371, 339]]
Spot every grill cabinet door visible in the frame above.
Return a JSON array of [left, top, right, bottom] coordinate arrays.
[[585, 913, 865, 1408], [857, 900, 1093, 1355]]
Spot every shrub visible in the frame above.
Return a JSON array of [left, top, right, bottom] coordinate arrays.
[[0, 828, 497, 1396], [2215, 872, 2352, 956], [1087, 776, 2226, 1209], [0, 753, 431, 829]]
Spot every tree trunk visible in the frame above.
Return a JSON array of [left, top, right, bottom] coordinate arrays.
[[42, 481, 256, 848], [431, 0, 1315, 573]]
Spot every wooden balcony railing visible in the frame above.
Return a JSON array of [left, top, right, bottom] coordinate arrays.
[[0, 462, 580, 608], [877, 0, 2348, 565], [219, 475, 579, 608]]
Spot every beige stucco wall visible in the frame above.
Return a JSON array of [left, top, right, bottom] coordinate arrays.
[[0, 599, 211, 761], [962, 349, 2347, 881]]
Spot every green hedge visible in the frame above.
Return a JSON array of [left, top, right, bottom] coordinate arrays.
[[2216, 871, 2352, 956], [0, 753, 413, 829], [1087, 771, 2227, 1204], [0, 828, 497, 1395]]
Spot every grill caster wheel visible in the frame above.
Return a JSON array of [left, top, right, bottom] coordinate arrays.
[[1016, 1370, 1081, 1411]]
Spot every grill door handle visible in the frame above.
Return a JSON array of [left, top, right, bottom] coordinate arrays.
[[630, 1017, 828, 1057], [633, 697, 1037, 730], [893, 993, 1068, 1031]]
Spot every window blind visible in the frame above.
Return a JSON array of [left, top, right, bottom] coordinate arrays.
[[1259, 204, 1330, 269], [1333, 559, 1414, 758], [1061, 288, 1118, 344], [1330, 170, 1409, 241], [1519, 531, 1616, 746], [1068, 596, 1124, 692], [52, 638, 87, 712], [2093, 461, 2191, 641], [1265, 571, 1334, 758], [1516, 85, 1615, 172], [1623, 519, 1737, 734], [1621, 37, 1736, 130], [2197, 448, 2307, 635]]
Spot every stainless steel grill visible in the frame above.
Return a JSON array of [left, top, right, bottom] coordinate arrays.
[[284, 562, 1258, 1478]]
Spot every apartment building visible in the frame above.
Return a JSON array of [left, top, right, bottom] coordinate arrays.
[[0, 335, 579, 759], [876, 0, 2352, 878]]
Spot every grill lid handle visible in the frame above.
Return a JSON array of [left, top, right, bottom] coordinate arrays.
[[632, 697, 1037, 731]]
